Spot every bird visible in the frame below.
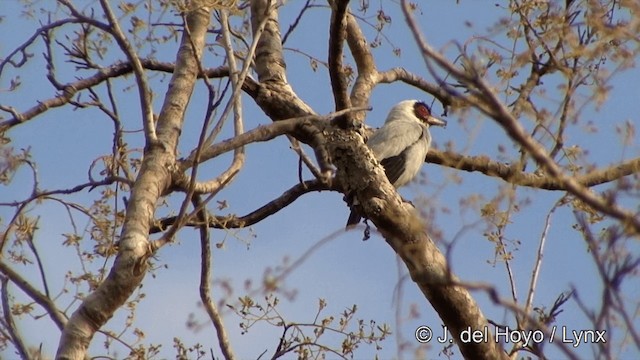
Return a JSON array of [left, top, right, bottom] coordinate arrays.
[[346, 99, 447, 228]]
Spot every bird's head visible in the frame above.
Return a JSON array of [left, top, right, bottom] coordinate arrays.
[[387, 100, 447, 128]]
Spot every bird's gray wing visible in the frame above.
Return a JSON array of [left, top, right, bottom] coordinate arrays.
[[368, 121, 425, 184], [367, 120, 424, 160]]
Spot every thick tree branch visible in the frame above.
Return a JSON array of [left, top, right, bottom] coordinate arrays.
[[251, 0, 289, 85], [56, 7, 213, 359], [250, 0, 334, 178], [428, 150, 640, 190], [328, 0, 351, 111], [344, 9, 377, 121], [329, 124, 509, 360], [249, 0, 314, 119]]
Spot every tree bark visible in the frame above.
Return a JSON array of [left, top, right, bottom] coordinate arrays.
[[55, 7, 212, 359], [243, 1, 508, 358]]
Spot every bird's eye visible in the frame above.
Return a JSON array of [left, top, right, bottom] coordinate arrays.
[[413, 102, 431, 121]]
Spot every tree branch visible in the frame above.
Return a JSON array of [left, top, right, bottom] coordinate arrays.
[[151, 180, 335, 233], [328, 122, 509, 359], [401, 0, 640, 234], [98, 0, 157, 143], [56, 6, 213, 358], [0, 261, 67, 330], [328, 0, 351, 111], [0, 59, 251, 134], [249, 0, 334, 178], [0, 18, 80, 75], [377, 67, 454, 111], [427, 150, 640, 190], [176, 106, 368, 177], [195, 196, 236, 360], [0, 277, 28, 359], [251, 0, 289, 85], [344, 7, 377, 121]]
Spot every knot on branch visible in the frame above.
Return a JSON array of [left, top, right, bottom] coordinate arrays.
[[326, 128, 377, 196], [61, 84, 78, 99]]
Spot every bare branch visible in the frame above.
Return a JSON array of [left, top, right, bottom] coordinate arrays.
[[177, 107, 368, 178], [1, 276, 29, 358], [0, 18, 80, 75], [288, 137, 324, 180], [377, 67, 454, 110], [0, 261, 67, 330], [328, 0, 351, 111], [0, 59, 241, 134], [56, 7, 213, 358], [521, 201, 560, 333], [402, 0, 640, 234], [462, 280, 580, 360], [251, 0, 290, 85], [344, 8, 377, 121], [195, 196, 236, 360], [427, 150, 640, 190], [281, 0, 314, 45], [98, 0, 157, 143], [249, 0, 336, 179], [173, 115, 303, 191], [151, 180, 335, 233]]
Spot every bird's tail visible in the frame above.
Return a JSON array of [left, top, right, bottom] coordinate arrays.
[[345, 209, 362, 229]]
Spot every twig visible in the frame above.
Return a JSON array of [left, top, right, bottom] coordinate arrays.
[[0, 59, 235, 134], [151, 180, 336, 233], [0, 261, 67, 329], [523, 200, 560, 330], [288, 137, 323, 181], [377, 67, 453, 109], [401, 0, 640, 234], [195, 196, 236, 360], [281, 0, 314, 45], [0, 276, 28, 359], [98, 0, 157, 143], [0, 18, 79, 75]]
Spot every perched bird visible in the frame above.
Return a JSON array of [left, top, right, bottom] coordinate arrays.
[[346, 99, 447, 228]]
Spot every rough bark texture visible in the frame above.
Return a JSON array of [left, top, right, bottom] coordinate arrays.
[[55, 2, 503, 358], [55, 8, 212, 359], [244, 1, 507, 359], [329, 130, 507, 360]]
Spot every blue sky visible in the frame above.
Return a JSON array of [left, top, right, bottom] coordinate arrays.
[[1, 1, 639, 359]]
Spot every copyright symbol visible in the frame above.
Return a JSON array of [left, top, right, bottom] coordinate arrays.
[[415, 326, 433, 343]]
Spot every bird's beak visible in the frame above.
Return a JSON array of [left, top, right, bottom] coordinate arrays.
[[427, 116, 447, 128]]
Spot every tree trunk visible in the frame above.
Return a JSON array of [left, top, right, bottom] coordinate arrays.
[[55, 7, 212, 359]]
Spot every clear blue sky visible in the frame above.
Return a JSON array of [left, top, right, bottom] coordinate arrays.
[[1, 1, 639, 359]]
